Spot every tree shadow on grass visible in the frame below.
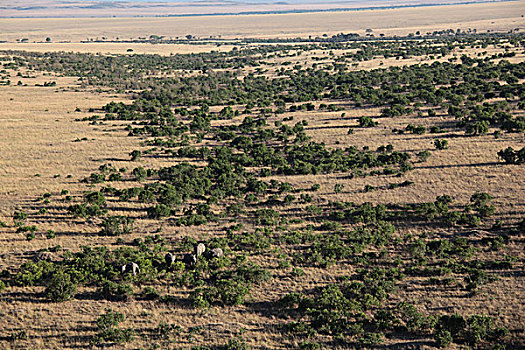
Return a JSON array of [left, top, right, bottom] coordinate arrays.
[[415, 161, 501, 169], [1, 291, 49, 304]]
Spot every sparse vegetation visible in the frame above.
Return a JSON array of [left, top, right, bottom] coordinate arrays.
[[0, 28, 523, 349]]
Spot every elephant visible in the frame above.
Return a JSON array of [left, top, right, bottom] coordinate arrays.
[[121, 262, 140, 276], [165, 252, 176, 266], [208, 247, 224, 259], [183, 253, 197, 266], [195, 243, 206, 258]]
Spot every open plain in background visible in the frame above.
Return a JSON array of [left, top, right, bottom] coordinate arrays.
[[0, 0, 524, 45]]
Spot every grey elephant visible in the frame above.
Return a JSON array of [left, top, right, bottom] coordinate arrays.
[[195, 243, 206, 258], [182, 253, 197, 266], [165, 252, 176, 266], [208, 247, 224, 259], [121, 262, 140, 276]]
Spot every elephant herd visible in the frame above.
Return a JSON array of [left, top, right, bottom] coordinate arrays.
[[120, 243, 223, 276], [167, 243, 224, 268]]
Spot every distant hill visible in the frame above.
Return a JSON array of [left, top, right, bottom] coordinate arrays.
[[1, 0, 506, 17]]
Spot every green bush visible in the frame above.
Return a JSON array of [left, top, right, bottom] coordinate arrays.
[[435, 314, 466, 338], [93, 310, 134, 345], [217, 279, 250, 305], [470, 192, 495, 218], [13, 260, 56, 286], [142, 286, 160, 300], [434, 328, 453, 348], [17, 225, 37, 233], [147, 204, 172, 219], [466, 120, 489, 136], [225, 336, 248, 350], [99, 215, 134, 236], [434, 139, 448, 150], [192, 279, 250, 307], [130, 150, 142, 161], [155, 321, 181, 340], [360, 332, 384, 345], [98, 280, 134, 301], [417, 150, 431, 162], [466, 315, 493, 345], [45, 269, 77, 302], [13, 210, 27, 226], [498, 146, 525, 164], [359, 116, 378, 127]]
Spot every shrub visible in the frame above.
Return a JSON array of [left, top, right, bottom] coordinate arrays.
[[45, 269, 77, 302], [397, 302, 436, 333], [148, 204, 172, 219], [311, 184, 321, 191], [417, 150, 431, 162], [217, 279, 250, 305], [434, 139, 448, 150], [192, 279, 250, 307], [360, 332, 384, 345], [132, 166, 147, 181], [85, 191, 106, 206], [470, 192, 495, 218], [68, 203, 106, 217], [13, 260, 56, 286], [99, 216, 134, 236], [191, 291, 211, 309], [93, 310, 134, 345], [98, 280, 134, 301], [13, 210, 27, 226], [225, 336, 248, 350], [435, 314, 466, 338], [359, 116, 378, 127], [17, 225, 37, 233], [434, 328, 453, 348], [498, 146, 525, 164], [142, 286, 160, 300], [466, 315, 493, 345], [156, 321, 181, 340], [464, 269, 495, 291], [406, 124, 426, 134], [466, 120, 489, 136], [9, 330, 27, 341], [130, 150, 141, 161]]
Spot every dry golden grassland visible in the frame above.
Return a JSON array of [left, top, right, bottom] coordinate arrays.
[[0, 1, 524, 44], [0, 11, 524, 349]]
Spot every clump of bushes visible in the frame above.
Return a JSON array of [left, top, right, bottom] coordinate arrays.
[[92, 310, 134, 345], [498, 146, 525, 164], [434, 314, 508, 347]]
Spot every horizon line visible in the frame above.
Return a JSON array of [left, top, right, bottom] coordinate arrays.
[[0, 0, 515, 19]]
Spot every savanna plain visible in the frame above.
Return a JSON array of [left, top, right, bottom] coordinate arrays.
[[0, 3, 524, 350]]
